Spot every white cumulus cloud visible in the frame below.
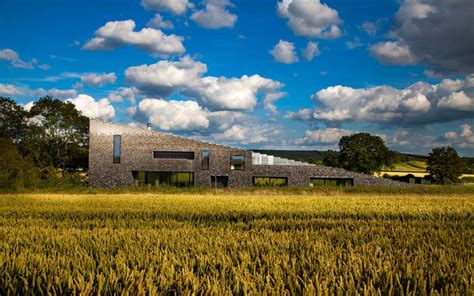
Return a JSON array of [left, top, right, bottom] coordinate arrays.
[[66, 94, 115, 121], [147, 13, 174, 29], [125, 56, 207, 97], [270, 40, 299, 64], [301, 41, 320, 61], [277, 0, 342, 38], [125, 56, 285, 111], [369, 41, 417, 65], [134, 98, 209, 131], [191, 0, 237, 29], [83, 20, 185, 58], [295, 128, 353, 145], [286, 75, 474, 126], [140, 0, 192, 15], [80, 72, 117, 87]]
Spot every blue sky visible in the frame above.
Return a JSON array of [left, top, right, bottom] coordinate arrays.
[[1, 0, 473, 155]]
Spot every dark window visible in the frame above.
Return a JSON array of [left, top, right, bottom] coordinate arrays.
[[310, 178, 354, 186], [113, 135, 121, 163], [211, 176, 228, 188], [153, 151, 194, 160], [253, 177, 288, 187], [133, 171, 194, 187], [202, 151, 209, 170], [230, 155, 245, 170]]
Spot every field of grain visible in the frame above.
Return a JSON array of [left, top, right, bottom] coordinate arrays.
[[0, 193, 473, 294]]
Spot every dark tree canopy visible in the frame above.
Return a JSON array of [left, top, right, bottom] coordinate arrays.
[[0, 96, 89, 170], [427, 147, 465, 184], [322, 150, 341, 168], [338, 133, 393, 175], [0, 97, 29, 142]]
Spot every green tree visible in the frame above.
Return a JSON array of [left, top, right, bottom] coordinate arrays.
[[27, 96, 89, 170], [427, 147, 465, 184], [322, 150, 341, 168], [338, 133, 393, 175], [0, 97, 28, 142]]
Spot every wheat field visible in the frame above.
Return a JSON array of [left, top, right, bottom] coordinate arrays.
[[0, 193, 473, 294]]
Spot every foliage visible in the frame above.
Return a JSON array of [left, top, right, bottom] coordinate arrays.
[[322, 150, 341, 167], [0, 97, 29, 142], [0, 139, 40, 190], [0, 96, 88, 186], [338, 133, 394, 175], [0, 193, 472, 294], [27, 96, 89, 169], [427, 147, 466, 184]]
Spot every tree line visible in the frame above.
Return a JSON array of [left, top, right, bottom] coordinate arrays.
[[0, 96, 88, 190], [322, 133, 467, 185]]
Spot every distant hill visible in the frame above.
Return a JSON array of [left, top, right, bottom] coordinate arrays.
[[252, 150, 474, 173]]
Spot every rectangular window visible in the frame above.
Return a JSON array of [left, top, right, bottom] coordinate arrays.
[[113, 135, 121, 163], [153, 151, 195, 160], [253, 177, 288, 187], [230, 155, 245, 170], [202, 151, 209, 170], [133, 171, 194, 187], [310, 178, 354, 186]]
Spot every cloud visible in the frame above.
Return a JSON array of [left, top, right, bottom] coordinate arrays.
[[0, 83, 25, 96], [190, 0, 237, 29], [183, 75, 284, 111], [432, 124, 474, 149], [107, 87, 139, 104], [369, 41, 417, 65], [40, 88, 78, 99], [301, 41, 320, 61], [371, 0, 474, 74], [0, 48, 37, 69], [437, 91, 474, 110], [286, 75, 474, 127], [294, 128, 353, 145], [270, 40, 299, 64], [147, 13, 174, 30], [263, 91, 286, 114], [124, 55, 207, 97], [0, 83, 78, 99], [83, 20, 185, 58], [125, 56, 285, 111], [133, 98, 209, 131], [361, 21, 378, 36], [277, 0, 342, 38], [210, 124, 279, 145], [346, 37, 362, 49], [140, 0, 192, 15], [80, 72, 117, 87], [66, 94, 115, 121]]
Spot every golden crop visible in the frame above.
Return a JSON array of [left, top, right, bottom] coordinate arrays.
[[0, 193, 473, 295]]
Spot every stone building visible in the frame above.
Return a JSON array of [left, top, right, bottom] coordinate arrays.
[[89, 119, 400, 188]]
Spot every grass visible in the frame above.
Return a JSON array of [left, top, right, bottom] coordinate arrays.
[[0, 192, 473, 294]]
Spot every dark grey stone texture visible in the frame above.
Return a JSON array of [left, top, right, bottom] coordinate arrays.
[[89, 119, 403, 188]]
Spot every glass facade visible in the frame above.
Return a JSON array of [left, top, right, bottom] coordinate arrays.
[[113, 135, 121, 163], [202, 151, 209, 170], [310, 178, 354, 186], [133, 171, 194, 187], [230, 155, 245, 170], [253, 177, 288, 186]]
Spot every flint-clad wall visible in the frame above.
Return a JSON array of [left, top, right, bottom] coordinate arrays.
[[89, 119, 252, 188], [89, 119, 402, 188]]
